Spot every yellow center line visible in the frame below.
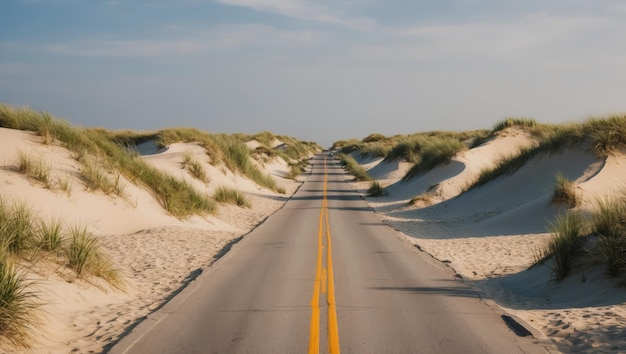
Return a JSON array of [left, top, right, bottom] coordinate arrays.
[[308, 201, 323, 354], [309, 157, 340, 354], [326, 198, 340, 353]]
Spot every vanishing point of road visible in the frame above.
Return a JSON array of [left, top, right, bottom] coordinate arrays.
[[111, 153, 552, 354]]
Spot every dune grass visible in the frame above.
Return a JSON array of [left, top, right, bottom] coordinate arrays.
[[331, 138, 360, 150], [367, 181, 386, 197], [213, 186, 251, 208], [539, 192, 626, 280], [402, 137, 466, 180], [545, 212, 587, 280], [79, 159, 115, 194], [0, 251, 39, 348], [275, 140, 319, 162], [492, 118, 538, 133], [362, 133, 387, 143], [335, 132, 476, 182], [334, 134, 401, 160], [55, 174, 73, 195], [62, 225, 119, 285], [584, 115, 626, 157], [384, 137, 424, 163], [357, 143, 390, 159], [551, 173, 580, 208], [15, 151, 52, 188], [338, 154, 372, 181], [409, 192, 435, 206], [595, 233, 626, 278], [590, 196, 626, 276], [286, 160, 308, 179], [64, 225, 98, 277], [181, 152, 209, 183], [0, 201, 37, 255], [37, 217, 64, 254]]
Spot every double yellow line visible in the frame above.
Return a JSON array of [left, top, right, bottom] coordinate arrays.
[[309, 158, 340, 354]]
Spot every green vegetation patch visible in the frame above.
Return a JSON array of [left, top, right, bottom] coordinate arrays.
[[402, 136, 466, 180], [339, 154, 372, 181], [367, 181, 386, 197], [0, 253, 39, 348], [591, 196, 626, 276], [213, 186, 251, 208], [551, 174, 580, 208], [181, 152, 209, 183], [15, 151, 52, 188], [544, 212, 587, 280]]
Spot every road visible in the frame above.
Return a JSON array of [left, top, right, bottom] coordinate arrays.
[[110, 154, 550, 354]]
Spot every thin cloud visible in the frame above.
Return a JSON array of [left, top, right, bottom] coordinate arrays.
[[363, 13, 622, 63], [43, 25, 326, 57], [216, 0, 377, 31]]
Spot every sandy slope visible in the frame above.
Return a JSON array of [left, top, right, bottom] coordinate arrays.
[[350, 128, 626, 353], [0, 128, 305, 353]]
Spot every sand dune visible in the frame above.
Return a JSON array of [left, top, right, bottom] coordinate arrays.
[[0, 128, 309, 353], [349, 127, 626, 353]]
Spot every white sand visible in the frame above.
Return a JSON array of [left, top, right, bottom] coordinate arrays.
[[351, 128, 626, 353], [0, 128, 304, 353]]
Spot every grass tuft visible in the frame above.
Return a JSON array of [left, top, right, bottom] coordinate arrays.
[[181, 152, 209, 183], [551, 173, 580, 208], [367, 181, 386, 197], [213, 187, 251, 208], [591, 197, 626, 239], [590, 196, 626, 276], [79, 159, 115, 194], [37, 217, 64, 253], [0, 252, 40, 348], [409, 192, 435, 206], [15, 152, 52, 188], [403, 137, 466, 180], [545, 212, 587, 280], [0, 201, 37, 255], [286, 160, 308, 179], [64, 225, 98, 278], [55, 174, 73, 195], [338, 154, 371, 181], [492, 118, 538, 133]]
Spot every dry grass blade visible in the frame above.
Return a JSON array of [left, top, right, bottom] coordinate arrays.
[[64, 225, 98, 277], [367, 181, 386, 197], [15, 151, 52, 188], [551, 173, 580, 208], [0, 253, 40, 348], [545, 212, 587, 280], [214, 187, 251, 208]]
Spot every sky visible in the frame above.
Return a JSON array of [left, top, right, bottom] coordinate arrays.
[[2, 1, 626, 147]]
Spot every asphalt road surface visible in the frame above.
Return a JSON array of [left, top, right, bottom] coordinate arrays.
[[110, 153, 551, 354]]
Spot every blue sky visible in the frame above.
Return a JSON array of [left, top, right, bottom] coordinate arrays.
[[2, 1, 626, 146]]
